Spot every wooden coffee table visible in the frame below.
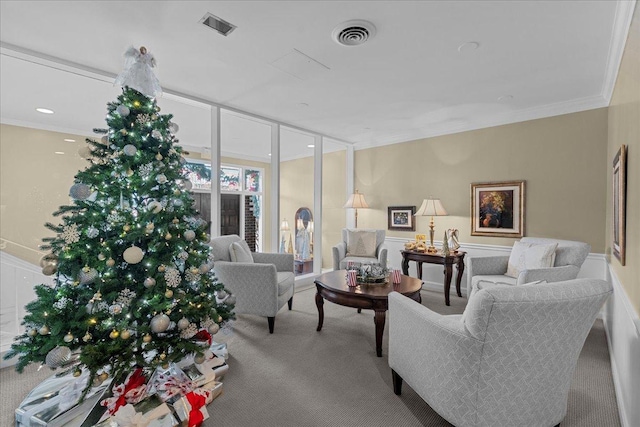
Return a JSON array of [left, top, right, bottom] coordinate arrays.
[[314, 270, 423, 357]]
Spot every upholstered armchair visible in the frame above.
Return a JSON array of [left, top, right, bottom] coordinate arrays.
[[467, 237, 590, 296], [209, 235, 294, 333], [389, 278, 612, 427], [332, 228, 387, 270]]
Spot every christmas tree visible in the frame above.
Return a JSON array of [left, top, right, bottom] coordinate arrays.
[[4, 47, 235, 388]]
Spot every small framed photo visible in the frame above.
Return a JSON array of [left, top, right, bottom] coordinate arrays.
[[415, 234, 427, 243], [612, 145, 627, 265], [387, 206, 416, 231], [471, 181, 525, 237]]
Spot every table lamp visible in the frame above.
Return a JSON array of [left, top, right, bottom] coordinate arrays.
[[343, 189, 369, 228], [415, 197, 448, 254], [280, 219, 292, 254]]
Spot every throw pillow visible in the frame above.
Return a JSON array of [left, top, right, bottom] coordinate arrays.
[[346, 230, 377, 257], [505, 241, 558, 278], [229, 240, 253, 263]]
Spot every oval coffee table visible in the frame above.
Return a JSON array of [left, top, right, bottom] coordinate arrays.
[[314, 270, 423, 357]]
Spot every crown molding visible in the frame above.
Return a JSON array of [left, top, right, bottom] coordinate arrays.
[[601, 0, 637, 104]]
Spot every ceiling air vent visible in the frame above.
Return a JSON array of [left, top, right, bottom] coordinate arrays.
[[200, 13, 236, 37], [332, 20, 376, 46]]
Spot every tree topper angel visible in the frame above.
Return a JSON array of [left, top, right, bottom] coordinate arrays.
[[114, 46, 162, 98]]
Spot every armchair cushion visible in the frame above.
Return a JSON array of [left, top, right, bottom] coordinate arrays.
[[506, 241, 557, 278], [346, 230, 377, 257], [230, 240, 253, 263]]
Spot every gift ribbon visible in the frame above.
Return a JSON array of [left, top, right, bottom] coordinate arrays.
[[101, 368, 147, 415], [185, 390, 208, 427], [193, 329, 212, 345]]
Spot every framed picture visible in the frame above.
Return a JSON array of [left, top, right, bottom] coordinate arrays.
[[415, 234, 427, 243], [471, 180, 525, 237], [387, 206, 416, 231], [220, 166, 241, 192], [613, 145, 627, 265]]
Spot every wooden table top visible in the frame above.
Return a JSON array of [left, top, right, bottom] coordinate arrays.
[[314, 270, 423, 299]]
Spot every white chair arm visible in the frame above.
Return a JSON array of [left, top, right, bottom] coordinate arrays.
[[516, 265, 580, 284], [467, 255, 510, 295], [377, 246, 388, 269], [332, 242, 347, 270], [213, 261, 280, 315]]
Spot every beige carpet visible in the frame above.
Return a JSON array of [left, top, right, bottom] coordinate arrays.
[[0, 287, 620, 427]]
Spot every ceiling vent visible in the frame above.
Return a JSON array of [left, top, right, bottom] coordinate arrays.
[[332, 20, 376, 46], [200, 13, 236, 36]]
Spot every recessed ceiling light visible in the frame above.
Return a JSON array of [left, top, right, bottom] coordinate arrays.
[[54, 151, 65, 155], [64, 139, 76, 142], [458, 41, 480, 53], [307, 144, 315, 148], [268, 153, 272, 156], [498, 95, 514, 101], [36, 108, 54, 114]]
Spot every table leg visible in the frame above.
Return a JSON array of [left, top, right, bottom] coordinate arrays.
[[456, 259, 465, 298], [417, 262, 423, 279], [401, 257, 409, 275], [315, 291, 324, 331], [443, 264, 453, 306], [374, 310, 386, 357]]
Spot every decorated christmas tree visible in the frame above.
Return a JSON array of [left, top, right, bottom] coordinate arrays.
[[4, 47, 235, 389]]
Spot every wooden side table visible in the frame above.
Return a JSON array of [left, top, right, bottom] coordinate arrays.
[[400, 250, 466, 306]]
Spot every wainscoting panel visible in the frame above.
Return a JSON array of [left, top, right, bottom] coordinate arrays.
[[603, 266, 640, 427]]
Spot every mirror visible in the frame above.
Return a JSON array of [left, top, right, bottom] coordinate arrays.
[[294, 207, 313, 261]]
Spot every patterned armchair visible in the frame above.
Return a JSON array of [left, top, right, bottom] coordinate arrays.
[[389, 278, 612, 427], [332, 228, 387, 270], [209, 235, 294, 333], [467, 237, 590, 296]]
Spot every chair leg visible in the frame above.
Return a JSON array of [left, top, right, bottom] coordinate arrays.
[[267, 317, 275, 334], [392, 369, 403, 395], [357, 308, 362, 313], [288, 296, 293, 310]]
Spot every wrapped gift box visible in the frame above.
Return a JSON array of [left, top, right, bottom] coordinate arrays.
[[15, 367, 112, 427], [94, 395, 179, 427]]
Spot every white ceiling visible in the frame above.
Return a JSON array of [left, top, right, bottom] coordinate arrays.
[[0, 1, 635, 160]]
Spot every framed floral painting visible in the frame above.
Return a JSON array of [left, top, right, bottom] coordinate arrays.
[[612, 145, 627, 265], [387, 206, 416, 231], [471, 181, 525, 237]]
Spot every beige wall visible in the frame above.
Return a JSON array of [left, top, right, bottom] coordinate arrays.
[[607, 4, 640, 314], [354, 108, 609, 253], [1, 124, 92, 265]]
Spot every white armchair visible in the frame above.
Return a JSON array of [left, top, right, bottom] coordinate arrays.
[[389, 278, 612, 427], [467, 237, 590, 296], [332, 228, 387, 270], [209, 235, 294, 333]]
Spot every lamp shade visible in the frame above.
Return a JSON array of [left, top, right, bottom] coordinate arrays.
[[343, 190, 369, 209], [415, 198, 448, 216], [280, 219, 290, 231]]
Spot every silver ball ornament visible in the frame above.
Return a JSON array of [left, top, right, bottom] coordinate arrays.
[[144, 277, 156, 288], [123, 246, 144, 264], [217, 290, 227, 299], [177, 318, 190, 330], [70, 183, 91, 200], [169, 122, 179, 133], [116, 105, 130, 116], [183, 180, 193, 191], [63, 333, 74, 343], [123, 144, 137, 156], [45, 346, 71, 368], [150, 314, 170, 333], [208, 323, 220, 334], [101, 135, 109, 145], [156, 174, 167, 184], [226, 295, 236, 305], [42, 264, 58, 276], [184, 230, 196, 241], [194, 354, 205, 364], [148, 201, 163, 213], [79, 268, 98, 284], [199, 264, 210, 273], [39, 325, 50, 335]]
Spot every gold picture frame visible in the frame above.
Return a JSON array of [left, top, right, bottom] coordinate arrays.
[[613, 145, 627, 265], [471, 181, 525, 237]]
